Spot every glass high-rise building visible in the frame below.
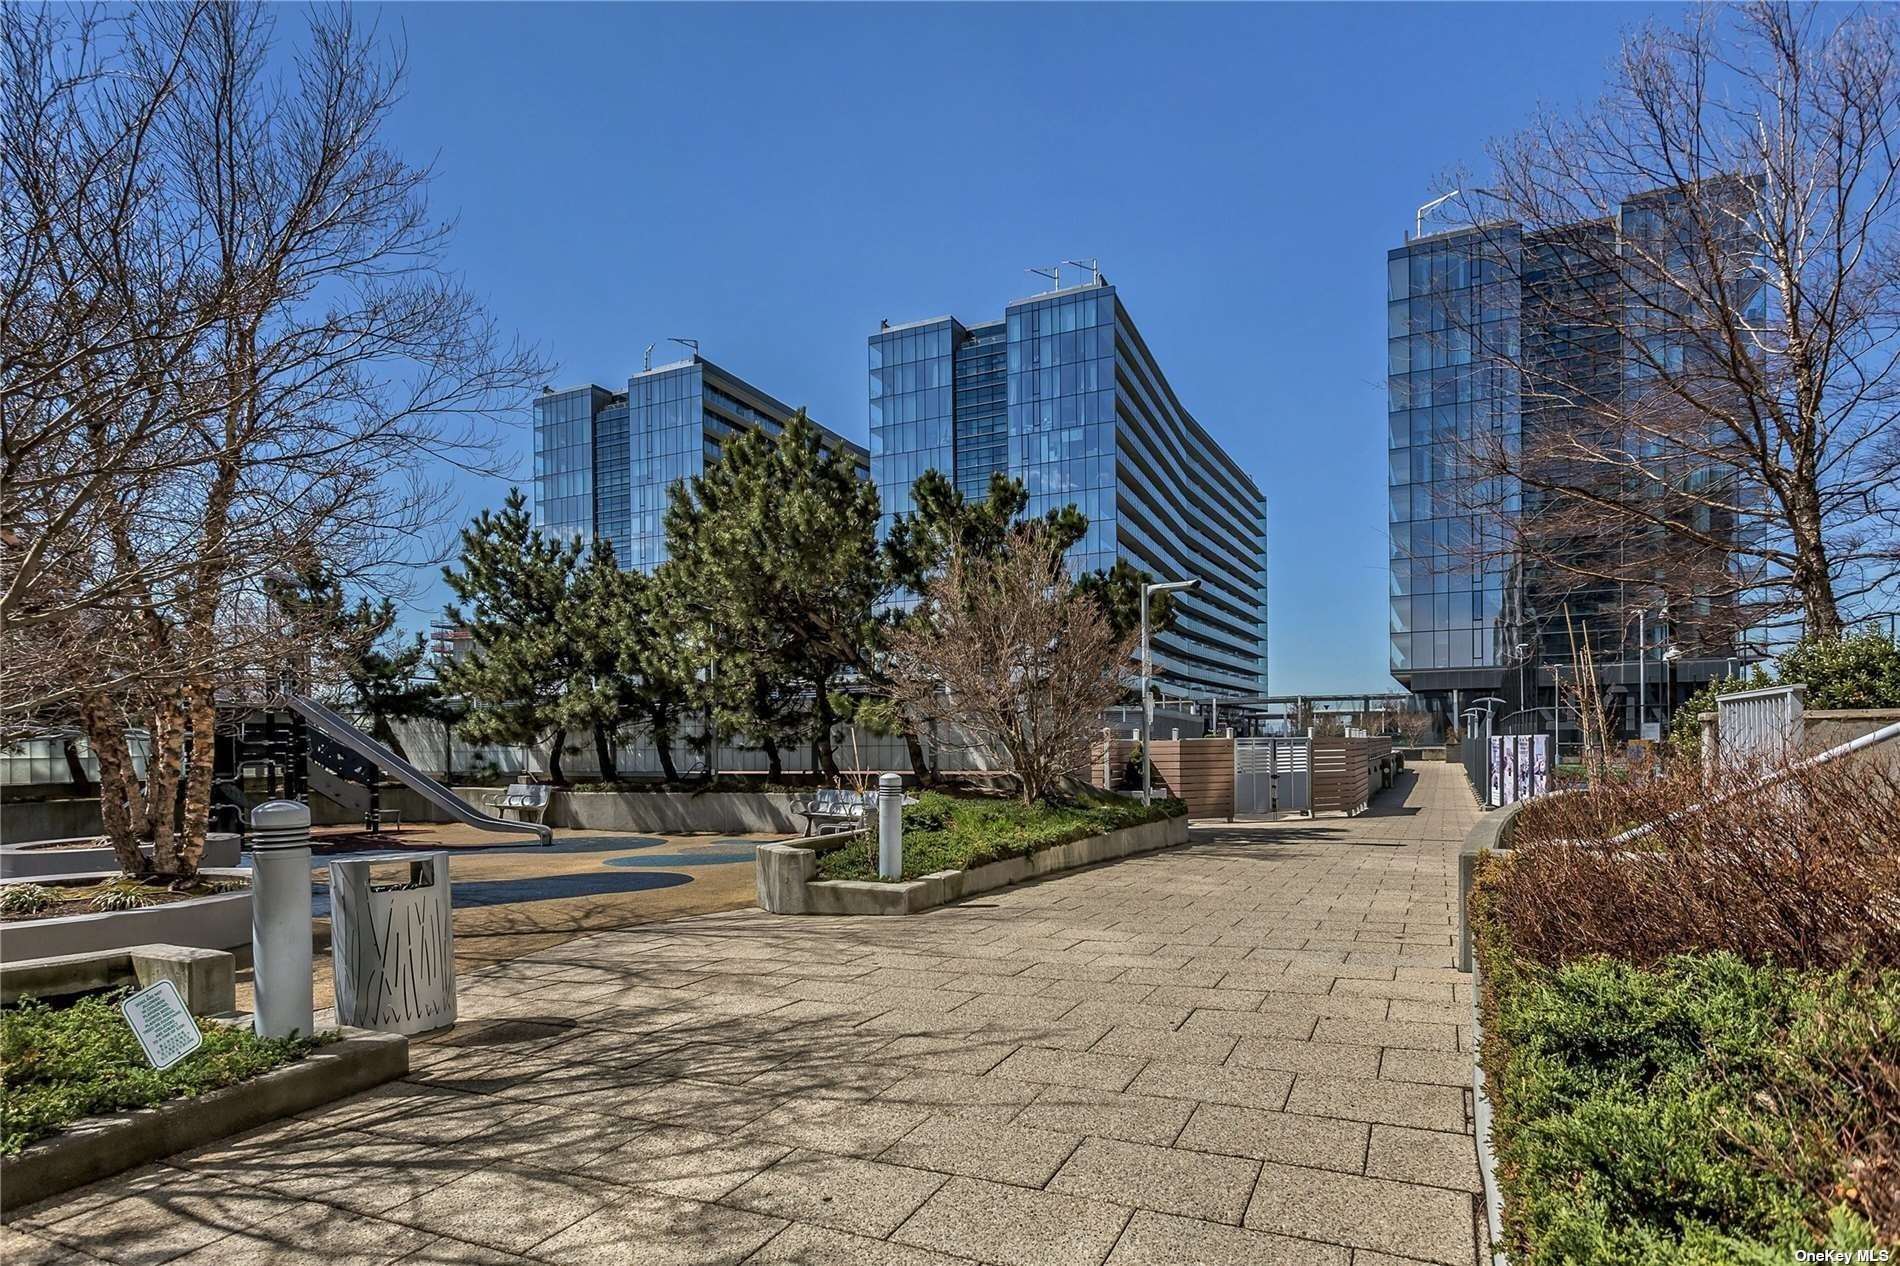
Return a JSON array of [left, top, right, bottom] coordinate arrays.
[[1387, 206, 1755, 742], [871, 279, 1269, 701], [534, 356, 868, 572]]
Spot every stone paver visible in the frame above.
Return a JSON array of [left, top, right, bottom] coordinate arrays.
[[6, 763, 1484, 1266]]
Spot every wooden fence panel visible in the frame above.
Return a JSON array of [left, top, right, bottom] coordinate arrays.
[[1311, 737, 1371, 815], [1146, 738, 1235, 820]]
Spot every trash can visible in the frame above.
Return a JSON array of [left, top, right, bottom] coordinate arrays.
[[328, 850, 456, 1035]]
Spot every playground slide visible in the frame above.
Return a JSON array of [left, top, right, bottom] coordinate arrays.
[[284, 694, 553, 846]]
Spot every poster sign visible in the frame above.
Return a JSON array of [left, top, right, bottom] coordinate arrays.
[[1488, 738, 1503, 808], [1515, 736, 1533, 802], [1530, 734, 1550, 798], [120, 979, 203, 1071]]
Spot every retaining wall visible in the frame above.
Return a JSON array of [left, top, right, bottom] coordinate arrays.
[[757, 814, 1190, 916], [0, 869, 251, 964]]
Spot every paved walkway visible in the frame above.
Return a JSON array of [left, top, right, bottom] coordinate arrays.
[[7, 764, 1485, 1266]]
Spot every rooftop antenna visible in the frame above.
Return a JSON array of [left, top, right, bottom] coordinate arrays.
[[1063, 257, 1102, 285], [1025, 264, 1059, 293], [669, 337, 699, 360], [643, 343, 654, 371]]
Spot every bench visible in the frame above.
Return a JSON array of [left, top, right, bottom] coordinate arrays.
[[790, 788, 875, 837], [483, 782, 551, 825]]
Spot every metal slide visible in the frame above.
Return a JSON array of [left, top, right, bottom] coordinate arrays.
[[283, 694, 553, 846]]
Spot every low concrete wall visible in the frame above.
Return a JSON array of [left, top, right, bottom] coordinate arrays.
[[0, 869, 251, 965], [362, 786, 806, 836], [0, 833, 241, 880], [1456, 800, 1529, 972], [757, 814, 1190, 916], [0, 1027, 407, 1217], [1, 945, 236, 1015], [0, 799, 104, 845]]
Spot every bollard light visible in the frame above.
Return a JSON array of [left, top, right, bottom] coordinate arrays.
[[250, 800, 314, 1039], [876, 773, 904, 880]]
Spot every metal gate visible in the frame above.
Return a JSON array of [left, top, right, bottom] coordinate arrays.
[[1235, 737, 1309, 815]]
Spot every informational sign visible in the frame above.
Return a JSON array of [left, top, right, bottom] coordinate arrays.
[[119, 979, 203, 1071], [1490, 734, 1552, 806]]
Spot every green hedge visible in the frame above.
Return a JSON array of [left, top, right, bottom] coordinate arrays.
[[1, 991, 325, 1155], [1473, 885, 1896, 1261], [815, 790, 1186, 883]]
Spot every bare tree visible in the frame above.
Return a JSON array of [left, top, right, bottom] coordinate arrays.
[[1, 5, 543, 879], [1433, 4, 1900, 649], [883, 529, 1136, 805]]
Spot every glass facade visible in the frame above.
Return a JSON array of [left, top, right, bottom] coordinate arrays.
[[1387, 204, 1757, 738], [533, 358, 867, 573], [1385, 228, 1522, 682], [532, 386, 610, 545], [871, 282, 1269, 700]]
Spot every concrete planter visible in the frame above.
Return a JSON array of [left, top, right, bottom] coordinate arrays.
[[0, 869, 251, 965], [1, 945, 236, 1015], [0, 1027, 407, 1218], [756, 814, 1190, 916], [0, 833, 241, 880]]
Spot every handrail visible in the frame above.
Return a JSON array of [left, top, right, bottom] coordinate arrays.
[[1608, 718, 1900, 847]]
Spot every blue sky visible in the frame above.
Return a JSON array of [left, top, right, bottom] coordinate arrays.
[[373, 1, 1673, 694]]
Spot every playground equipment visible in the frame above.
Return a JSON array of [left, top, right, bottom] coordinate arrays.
[[212, 696, 552, 846]]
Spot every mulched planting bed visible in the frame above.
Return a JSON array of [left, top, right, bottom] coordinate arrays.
[[0, 877, 247, 924], [816, 789, 1186, 883]]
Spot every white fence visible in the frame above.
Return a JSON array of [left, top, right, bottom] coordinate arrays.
[[381, 717, 1007, 782], [1714, 684, 1806, 768]]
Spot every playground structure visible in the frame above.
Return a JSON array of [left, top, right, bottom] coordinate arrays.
[[213, 695, 552, 846]]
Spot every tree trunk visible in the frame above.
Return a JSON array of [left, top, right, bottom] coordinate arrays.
[[173, 681, 217, 880], [145, 696, 187, 873], [592, 724, 617, 782], [441, 719, 456, 779], [652, 707, 680, 783], [902, 728, 934, 787], [546, 728, 567, 785], [813, 677, 841, 780], [371, 714, 408, 761], [80, 693, 150, 877], [762, 736, 783, 782]]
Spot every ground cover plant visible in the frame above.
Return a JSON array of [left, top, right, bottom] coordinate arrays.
[[1473, 754, 1900, 1259], [0, 991, 326, 1155], [815, 789, 1185, 882]]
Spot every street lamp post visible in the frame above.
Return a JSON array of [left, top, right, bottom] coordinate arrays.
[[1141, 578, 1201, 806]]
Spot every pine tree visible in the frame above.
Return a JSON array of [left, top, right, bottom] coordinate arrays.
[[661, 411, 882, 780], [440, 488, 586, 784]]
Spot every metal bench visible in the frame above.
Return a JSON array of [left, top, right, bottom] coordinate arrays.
[[791, 788, 874, 837], [482, 782, 551, 825]]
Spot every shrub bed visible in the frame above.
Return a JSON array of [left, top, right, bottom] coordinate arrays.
[[1, 990, 326, 1156], [1473, 754, 1899, 1258], [815, 790, 1186, 883]]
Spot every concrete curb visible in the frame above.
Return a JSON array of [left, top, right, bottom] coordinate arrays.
[[0, 870, 251, 964], [1, 945, 236, 1015], [757, 815, 1191, 916], [1456, 801, 1528, 972], [0, 1026, 408, 1219], [0, 834, 242, 880], [1470, 948, 1509, 1266]]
